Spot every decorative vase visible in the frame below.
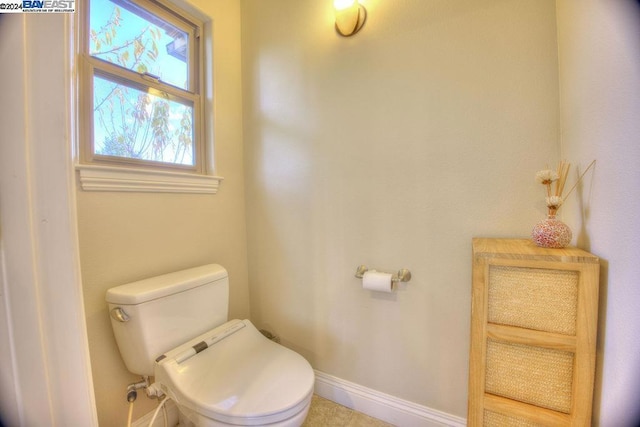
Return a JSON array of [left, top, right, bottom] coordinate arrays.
[[531, 214, 572, 248]]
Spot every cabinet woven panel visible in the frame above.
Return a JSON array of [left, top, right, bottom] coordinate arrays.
[[488, 266, 578, 335], [483, 410, 547, 427], [485, 339, 574, 413]]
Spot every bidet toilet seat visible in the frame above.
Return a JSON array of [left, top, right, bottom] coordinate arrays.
[[154, 319, 315, 426]]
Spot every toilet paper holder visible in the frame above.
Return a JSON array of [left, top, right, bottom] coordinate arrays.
[[355, 265, 412, 283]]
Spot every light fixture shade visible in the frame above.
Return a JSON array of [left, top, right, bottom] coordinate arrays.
[[334, 0, 367, 37]]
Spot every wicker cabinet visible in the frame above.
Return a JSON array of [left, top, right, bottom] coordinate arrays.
[[468, 238, 599, 426]]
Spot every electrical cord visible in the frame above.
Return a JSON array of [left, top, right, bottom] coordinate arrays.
[[148, 395, 170, 427], [162, 401, 168, 427]]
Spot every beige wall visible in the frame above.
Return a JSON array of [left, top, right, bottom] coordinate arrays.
[[241, 0, 559, 417], [76, 1, 249, 425], [556, 1, 640, 425]]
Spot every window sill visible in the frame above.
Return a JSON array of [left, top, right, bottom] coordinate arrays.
[[76, 164, 223, 194]]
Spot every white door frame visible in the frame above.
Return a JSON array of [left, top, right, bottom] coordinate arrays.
[[0, 14, 98, 426]]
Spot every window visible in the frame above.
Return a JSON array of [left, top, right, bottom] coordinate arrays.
[[77, 0, 220, 193]]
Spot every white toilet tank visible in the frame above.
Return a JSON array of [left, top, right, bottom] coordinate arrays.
[[106, 264, 229, 377]]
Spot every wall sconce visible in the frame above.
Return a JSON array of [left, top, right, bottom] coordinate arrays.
[[334, 0, 367, 37]]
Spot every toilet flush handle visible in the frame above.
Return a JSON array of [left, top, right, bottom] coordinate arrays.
[[110, 307, 130, 322]]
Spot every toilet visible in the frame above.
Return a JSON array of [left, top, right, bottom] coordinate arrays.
[[106, 264, 315, 426]]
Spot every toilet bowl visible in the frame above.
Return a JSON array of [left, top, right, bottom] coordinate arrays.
[[106, 264, 315, 426], [155, 319, 314, 426]]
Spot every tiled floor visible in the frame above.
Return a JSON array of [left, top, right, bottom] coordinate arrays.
[[302, 395, 394, 427]]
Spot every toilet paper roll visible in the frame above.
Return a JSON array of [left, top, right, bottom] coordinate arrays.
[[362, 270, 393, 293]]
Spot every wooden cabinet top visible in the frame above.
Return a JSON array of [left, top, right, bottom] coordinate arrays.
[[473, 238, 599, 264]]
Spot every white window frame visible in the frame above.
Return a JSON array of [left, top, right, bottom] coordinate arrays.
[[76, 0, 222, 193]]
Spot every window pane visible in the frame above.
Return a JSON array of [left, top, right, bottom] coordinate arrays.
[[89, 0, 189, 90], [93, 74, 195, 166]]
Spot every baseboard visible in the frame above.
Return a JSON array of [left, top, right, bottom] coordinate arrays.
[[314, 370, 467, 427], [132, 371, 466, 427], [132, 399, 180, 427]]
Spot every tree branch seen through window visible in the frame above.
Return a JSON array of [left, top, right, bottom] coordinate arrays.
[[85, 0, 199, 168]]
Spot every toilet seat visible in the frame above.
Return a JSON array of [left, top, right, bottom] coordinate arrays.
[[154, 320, 315, 426]]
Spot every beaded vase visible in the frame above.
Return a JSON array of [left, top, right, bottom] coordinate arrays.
[[531, 214, 572, 248]]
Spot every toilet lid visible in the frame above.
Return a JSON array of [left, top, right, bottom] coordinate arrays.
[[155, 320, 315, 426]]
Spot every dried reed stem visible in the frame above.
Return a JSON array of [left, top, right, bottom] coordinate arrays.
[[563, 160, 596, 201], [555, 160, 570, 197]]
